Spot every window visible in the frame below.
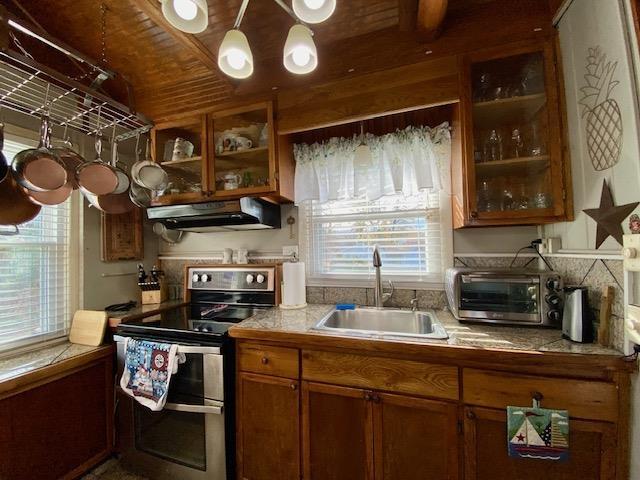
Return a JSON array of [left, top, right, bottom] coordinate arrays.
[[0, 135, 77, 353], [301, 190, 452, 286]]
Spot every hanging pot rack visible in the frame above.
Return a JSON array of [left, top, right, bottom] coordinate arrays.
[[0, 7, 152, 143]]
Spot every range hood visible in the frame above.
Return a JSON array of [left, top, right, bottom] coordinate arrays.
[[146, 198, 281, 232]]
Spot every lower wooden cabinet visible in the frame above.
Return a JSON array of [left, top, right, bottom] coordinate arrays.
[[463, 406, 617, 480], [0, 354, 113, 480], [237, 372, 300, 480], [301, 382, 460, 480]]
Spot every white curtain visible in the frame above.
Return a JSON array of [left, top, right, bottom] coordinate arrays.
[[293, 122, 451, 205]]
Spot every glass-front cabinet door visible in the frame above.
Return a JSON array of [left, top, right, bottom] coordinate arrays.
[[463, 40, 566, 225], [151, 115, 208, 205], [210, 102, 275, 197]]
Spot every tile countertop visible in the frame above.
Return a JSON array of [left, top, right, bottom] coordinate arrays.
[[0, 342, 107, 385], [229, 304, 625, 358]]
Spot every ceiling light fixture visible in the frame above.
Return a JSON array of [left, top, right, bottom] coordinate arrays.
[[354, 121, 372, 166], [292, 0, 336, 24], [159, 0, 208, 33], [218, 0, 254, 79], [217, 0, 335, 79], [283, 24, 317, 74]]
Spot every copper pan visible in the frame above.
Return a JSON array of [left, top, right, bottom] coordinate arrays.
[[24, 125, 73, 206], [11, 111, 67, 192], [76, 133, 118, 196], [85, 189, 136, 214], [51, 135, 84, 190], [0, 123, 41, 225]]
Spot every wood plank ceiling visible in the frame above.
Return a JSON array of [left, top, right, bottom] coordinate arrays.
[[1, 0, 553, 122]]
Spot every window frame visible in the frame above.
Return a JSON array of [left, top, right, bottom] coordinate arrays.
[[299, 188, 453, 290], [0, 124, 82, 355]]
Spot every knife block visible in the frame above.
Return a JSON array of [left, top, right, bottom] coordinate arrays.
[[141, 283, 168, 305]]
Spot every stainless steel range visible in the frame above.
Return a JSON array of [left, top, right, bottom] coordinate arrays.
[[115, 266, 277, 480]]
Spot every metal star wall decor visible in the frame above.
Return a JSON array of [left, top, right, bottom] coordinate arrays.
[[583, 180, 639, 248]]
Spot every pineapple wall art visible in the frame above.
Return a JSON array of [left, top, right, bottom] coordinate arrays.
[[579, 46, 623, 171]]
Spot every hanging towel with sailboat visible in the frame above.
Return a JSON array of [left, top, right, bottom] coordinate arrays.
[[507, 406, 569, 461]]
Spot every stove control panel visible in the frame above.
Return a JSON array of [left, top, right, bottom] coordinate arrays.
[[188, 267, 275, 292]]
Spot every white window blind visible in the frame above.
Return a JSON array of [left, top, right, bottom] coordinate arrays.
[[0, 138, 72, 352], [301, 190, 449, 285]]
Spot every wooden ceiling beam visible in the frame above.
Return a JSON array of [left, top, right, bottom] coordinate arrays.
[[416, 0, 448, 42], [129, 0, 233, 88]]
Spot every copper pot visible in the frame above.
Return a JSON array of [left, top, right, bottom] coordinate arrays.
[[76, 134, 118, 196], [11, 112, 67, 192], [0, 123, 41, 225]]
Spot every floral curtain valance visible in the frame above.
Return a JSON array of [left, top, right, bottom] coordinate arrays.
[[293, 122, 451, 205]]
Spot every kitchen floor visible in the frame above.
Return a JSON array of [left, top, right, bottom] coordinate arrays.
[[82, 458, 148, 480]]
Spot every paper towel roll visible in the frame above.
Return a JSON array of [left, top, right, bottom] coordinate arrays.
[[281, 262, 307, 309]]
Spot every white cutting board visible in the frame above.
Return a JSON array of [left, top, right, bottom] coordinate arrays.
[[69, 310, 108, 346]]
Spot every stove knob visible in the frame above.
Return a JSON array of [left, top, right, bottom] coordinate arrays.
[[545, 294, 561, 306], [246, 274, 255, 284], [256, 274, 265, 284], [201, 326, 210, 333], [201, 274, 209, 283], [192, 273, 200, 283], [546, 277, 560, 291], [547, 310, 561, 322]]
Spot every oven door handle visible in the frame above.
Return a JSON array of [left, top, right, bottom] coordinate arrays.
[[461, 275, 538, 284], [164, 401, 224, 415], [113, 335, 221, 355]]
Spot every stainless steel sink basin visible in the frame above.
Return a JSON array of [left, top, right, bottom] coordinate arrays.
[[313, 307, 448, 339]]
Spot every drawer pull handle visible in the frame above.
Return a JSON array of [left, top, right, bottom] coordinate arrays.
[[290, 383, 297, 391], [261, 357, 269, 365], [466, 410, 476, 420], [532, 391, 544, 408]]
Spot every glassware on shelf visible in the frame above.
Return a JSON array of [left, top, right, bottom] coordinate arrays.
[[475, 73, 493, 102], [520, 57, 545, 95], [514, 183, 530, 210], [531, 191, 552, 209], [511, 128, 524, 158], [502, 185, 514, 211], [477, 179, 500, 212], [484, 129, 503, 162], [529, 123, 545, 157]]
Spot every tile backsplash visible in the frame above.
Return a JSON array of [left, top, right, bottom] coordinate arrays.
[[306, 286, 447, 310]]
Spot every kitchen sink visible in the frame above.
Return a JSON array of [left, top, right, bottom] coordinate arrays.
[[313, 307, 448, 339]]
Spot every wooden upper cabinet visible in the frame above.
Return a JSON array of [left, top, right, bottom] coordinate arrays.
[[464, 407, 617, 480], [454, 39, 571, 227], [150, 101, 295, 206], [237, 372, 300, 480], [150, 114, 209, 206]]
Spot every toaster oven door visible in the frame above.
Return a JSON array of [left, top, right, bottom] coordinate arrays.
[[458, 274, 541, 323]]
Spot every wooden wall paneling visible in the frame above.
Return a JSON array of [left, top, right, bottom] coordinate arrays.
[[277, 56, 460, 134]]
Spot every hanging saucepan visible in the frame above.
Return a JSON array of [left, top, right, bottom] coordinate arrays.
[[129, 180, 153, 208], [11, 110, 67, 192], [109, 130, 130, 195], [131, 137, 168, 191], [76, 132, 119, 196], [51, 125, 84, 189], [0, 121, 8, 184], [0, 123, 41, 227], [22, 123, 73, 206]]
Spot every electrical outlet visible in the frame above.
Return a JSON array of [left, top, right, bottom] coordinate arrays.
[[537, 237, 561, 254], [283, 246, 299, 258]]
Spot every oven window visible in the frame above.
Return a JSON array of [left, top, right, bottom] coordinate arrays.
[[134, 401, 206, 471], [168, 353, 204, 401], [460, 282, 539, 314]]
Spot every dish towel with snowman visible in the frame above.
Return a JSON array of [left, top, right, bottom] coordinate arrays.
[[120, 338, 186, 411]]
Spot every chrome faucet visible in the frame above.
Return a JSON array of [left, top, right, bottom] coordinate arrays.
[[372, 245, 394, 308]]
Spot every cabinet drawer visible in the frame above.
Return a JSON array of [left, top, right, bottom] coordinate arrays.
[[462, 369, 618, 422], [238, 343, 299, 379], [302, 350, 459, 400]]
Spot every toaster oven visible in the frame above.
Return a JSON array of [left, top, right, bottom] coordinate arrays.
[[445, 268, 563, 326]]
